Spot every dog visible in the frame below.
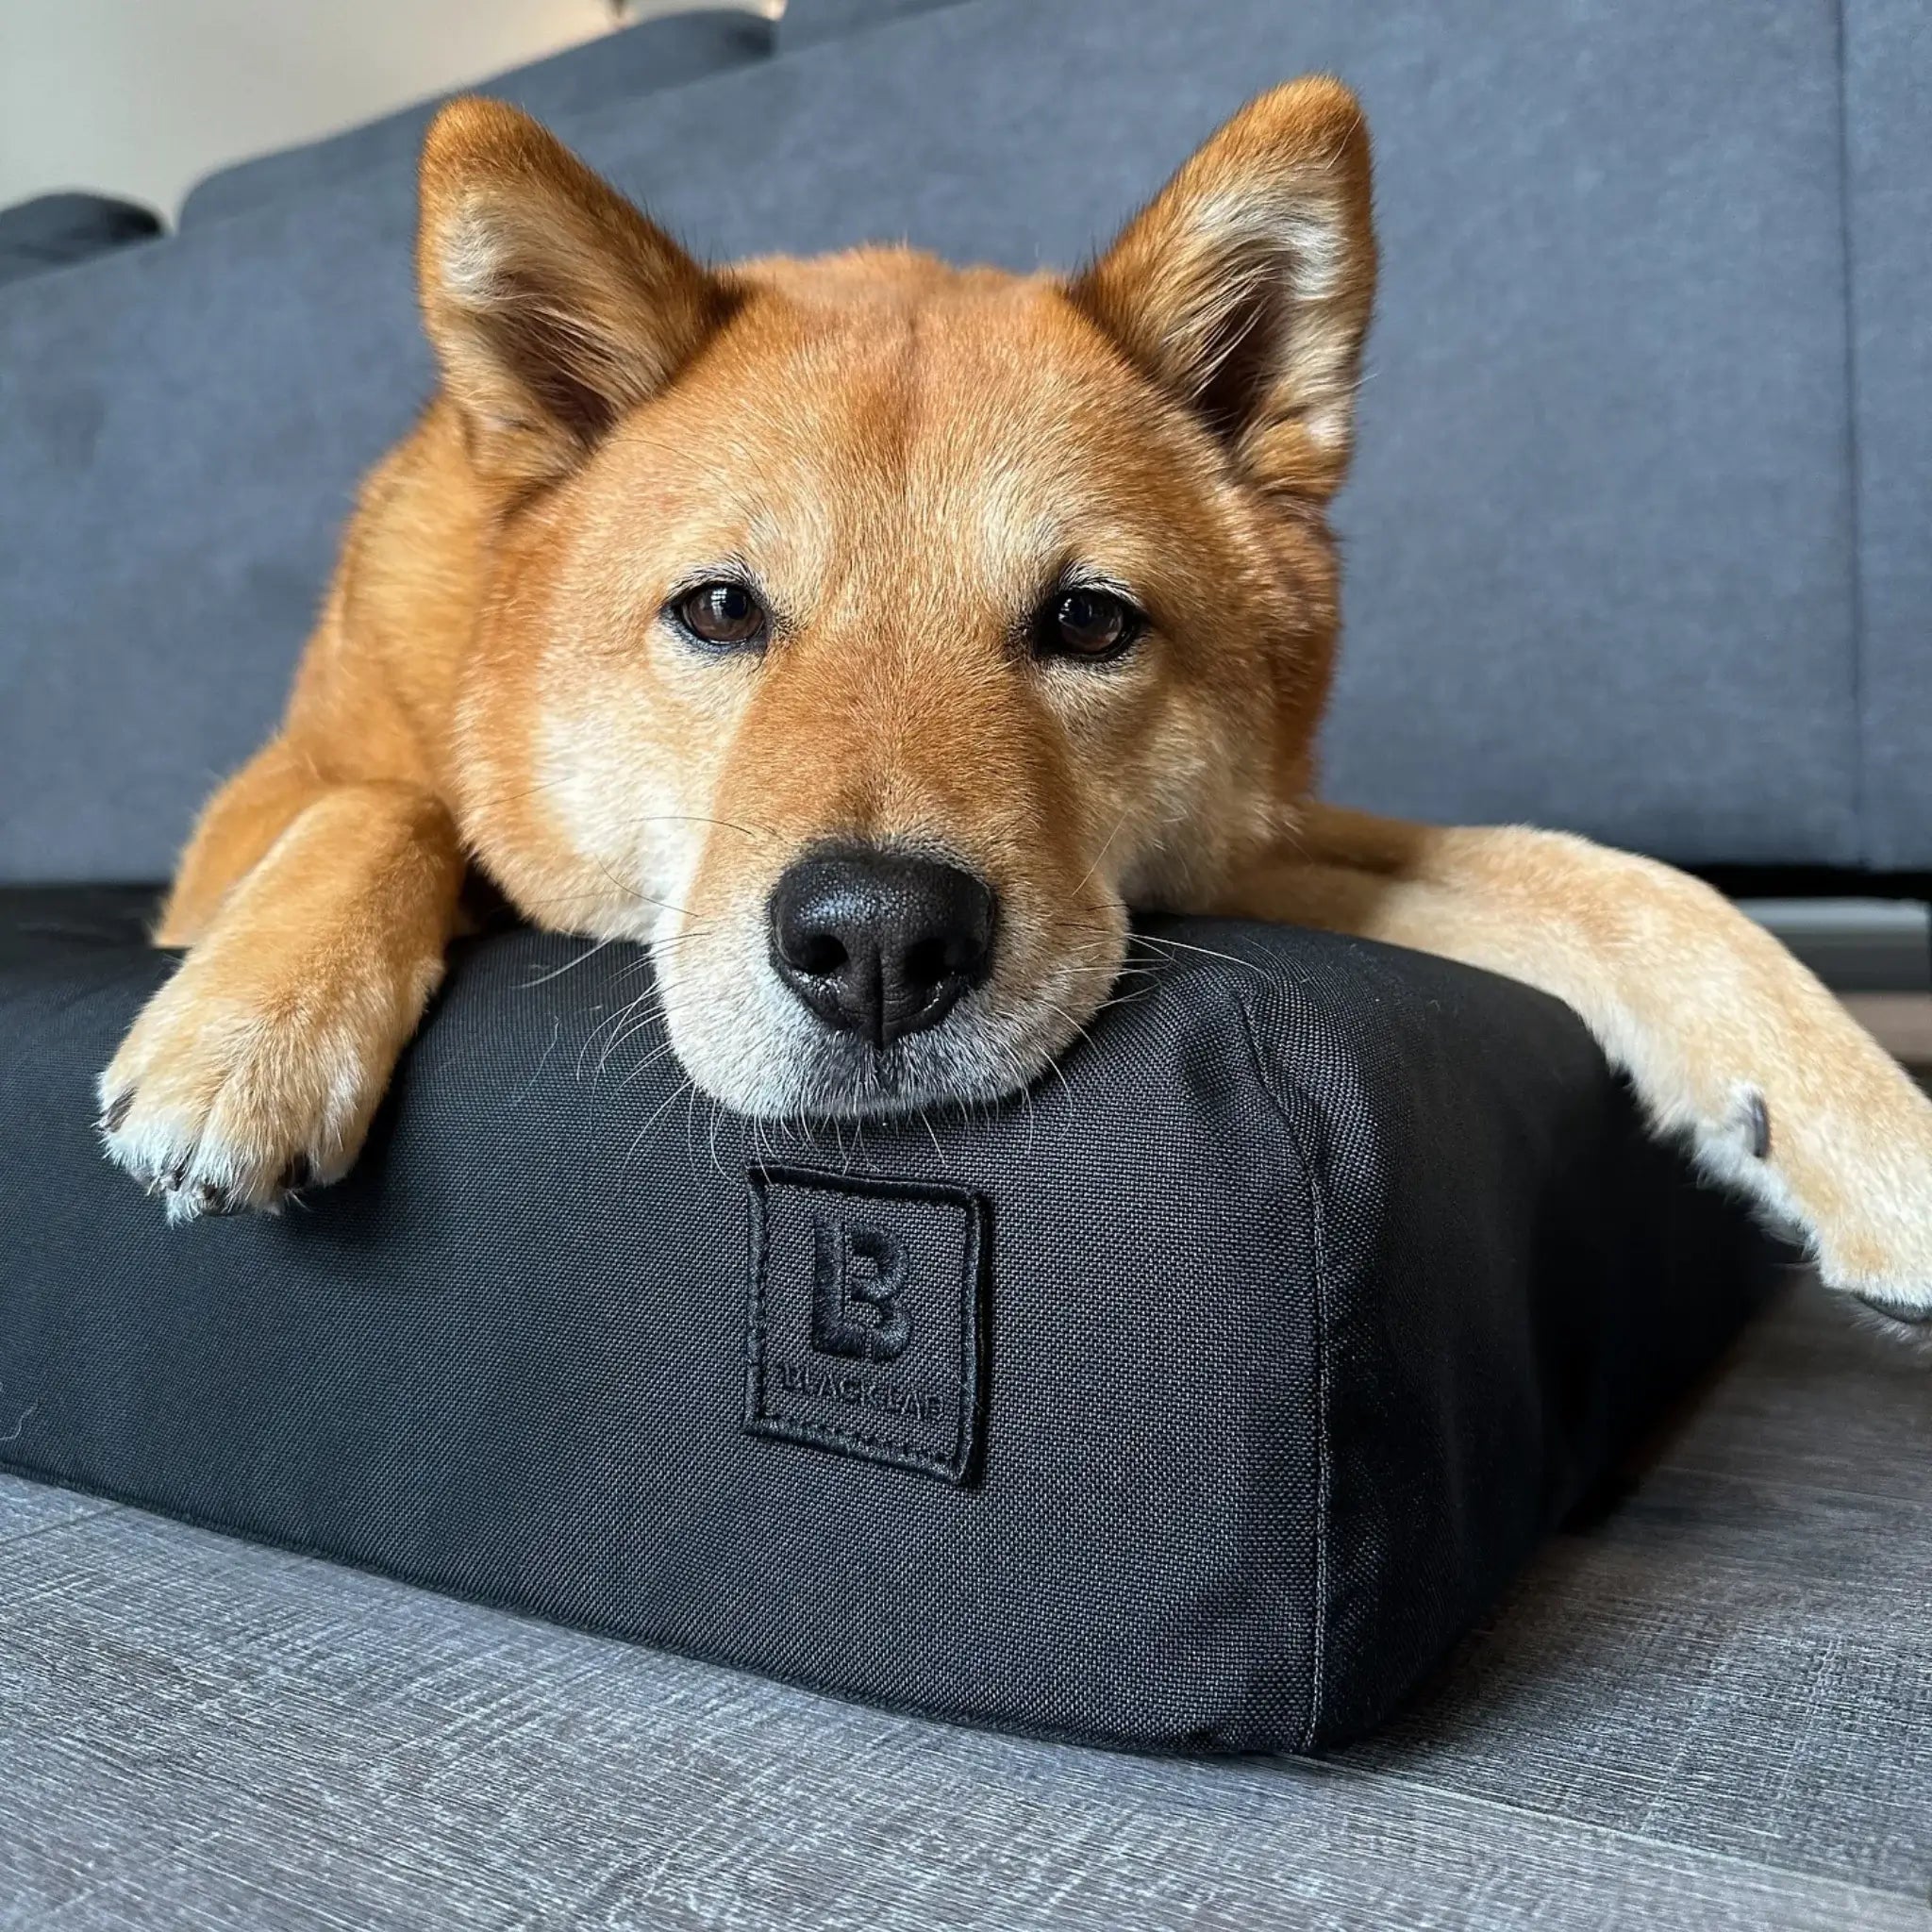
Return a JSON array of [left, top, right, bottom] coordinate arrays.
[[96, 79, 1932, 1333]]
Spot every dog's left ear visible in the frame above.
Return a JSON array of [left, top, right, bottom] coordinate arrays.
[[1071, 76, 1375, 501]]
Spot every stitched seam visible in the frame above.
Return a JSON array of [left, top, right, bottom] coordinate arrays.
[[743, 1173, 774, 1445], [953, 1192, 982, 1479], [754, 1165, 981, 1211], [750, 1412, 960, 1475], [1234, 989, 1333, 1755]]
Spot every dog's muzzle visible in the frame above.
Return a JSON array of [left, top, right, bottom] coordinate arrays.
[[767, 846, 996, 1048]]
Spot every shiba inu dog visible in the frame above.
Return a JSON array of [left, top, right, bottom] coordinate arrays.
[[97, 79, 1932, 1331]]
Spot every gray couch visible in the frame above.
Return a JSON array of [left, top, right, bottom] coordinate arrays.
[[5, 0, 1931, 885], [4, 2, 1931, 1925]]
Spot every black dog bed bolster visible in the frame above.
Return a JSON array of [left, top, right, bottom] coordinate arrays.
[[0, 889, 1778, 1751]]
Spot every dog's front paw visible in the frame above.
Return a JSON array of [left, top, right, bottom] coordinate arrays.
[[1795, 1097, 1932, 1343], [1686, 1064, 1932, 1344], [1830, 1239, 1932, 1344], [97, 953, 398, 1223]]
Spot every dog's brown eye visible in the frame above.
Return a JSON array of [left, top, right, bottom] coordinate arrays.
[[675, 580, 766, 649], [1040, 587, 1141, 661]]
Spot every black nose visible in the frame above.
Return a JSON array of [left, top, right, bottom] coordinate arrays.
[[768, 849, 997, 1046]]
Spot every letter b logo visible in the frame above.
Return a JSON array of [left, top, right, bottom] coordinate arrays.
[[746, 1168, 987, 1482], [810, 1217, 910, 1362]]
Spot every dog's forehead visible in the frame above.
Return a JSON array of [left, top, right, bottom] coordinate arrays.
[[689, 257, 1176, 511], [596, 250, 1215, 611]]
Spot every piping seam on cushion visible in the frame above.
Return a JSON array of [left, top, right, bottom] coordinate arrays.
[[1233, 986, 1334, 1754]]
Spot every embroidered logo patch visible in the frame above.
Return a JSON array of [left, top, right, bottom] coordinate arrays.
[[744, 1166, 988, 1483]]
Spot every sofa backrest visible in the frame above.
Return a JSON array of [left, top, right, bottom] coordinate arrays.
[[0, 0, 1914, 883], [1843, 0, 1932, 875], [175, 8, 775, 230], [0, 193, 163, 285], [173, 2, 976, 232], [776, 0, 968, 49]]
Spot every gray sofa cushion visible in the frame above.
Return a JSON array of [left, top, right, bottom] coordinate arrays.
[[0, 193, 163, 285], [1844, 0, 1931, 874], [0, 0, 1867, 882], [777, 0, 967, 48], [176, 8, 774, 230], [0, 889, 1779, 1752]]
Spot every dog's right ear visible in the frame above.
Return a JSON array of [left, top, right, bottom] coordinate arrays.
[[417, 99, 733, 491], [1070, 77, 1374, 503]]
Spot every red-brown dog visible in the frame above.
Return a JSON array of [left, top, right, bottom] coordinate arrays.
[[98, 81, 1932, 1331]]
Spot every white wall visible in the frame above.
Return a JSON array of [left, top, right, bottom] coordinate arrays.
[[0, 0, 766, 220]]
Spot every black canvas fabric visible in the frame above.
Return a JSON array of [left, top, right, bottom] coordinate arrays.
[[0, 889, 1780, 1752]]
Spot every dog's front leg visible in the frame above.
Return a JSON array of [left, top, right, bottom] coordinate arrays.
[[99, 778, 464, 1221], [1218, 803, 1932, 1329]]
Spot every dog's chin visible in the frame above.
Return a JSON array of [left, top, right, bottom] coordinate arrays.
[[749, 1031, 1033, 1122], [658, 971, 1110, 1124]]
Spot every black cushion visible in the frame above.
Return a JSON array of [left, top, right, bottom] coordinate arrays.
[[0, 888, 1780, 1751]]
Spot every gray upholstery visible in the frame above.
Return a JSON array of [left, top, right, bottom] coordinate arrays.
[[0, 192, 163, 284], [1844, 0, 1932, 873], [0, 186, 426, 883], [777, 0, 969, 47], [175, 8, 774, 229], [0, 0, 1916, 884]]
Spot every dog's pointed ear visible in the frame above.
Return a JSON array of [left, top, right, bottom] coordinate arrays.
[[1070, 77, 1375, 501], [417, 99, 734, 491]]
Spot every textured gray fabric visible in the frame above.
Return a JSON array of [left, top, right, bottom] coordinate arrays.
[[0, 193, 163, 284], [0, 189, 426, 883], [4, 1283, 1929, 1928], [1321, 1, 1856, 864], [0, 0, 1865, 880], [777, 0, 969, 49], [1844, 0, 1932, 872], [175, 8, 774, 229]]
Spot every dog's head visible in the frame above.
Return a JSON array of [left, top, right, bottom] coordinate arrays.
[[421, 81, 1374, 1117]]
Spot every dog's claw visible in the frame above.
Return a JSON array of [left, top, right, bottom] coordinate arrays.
[[1740, 1088, 1772, 1160], [94, 904, 403, 1221]]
